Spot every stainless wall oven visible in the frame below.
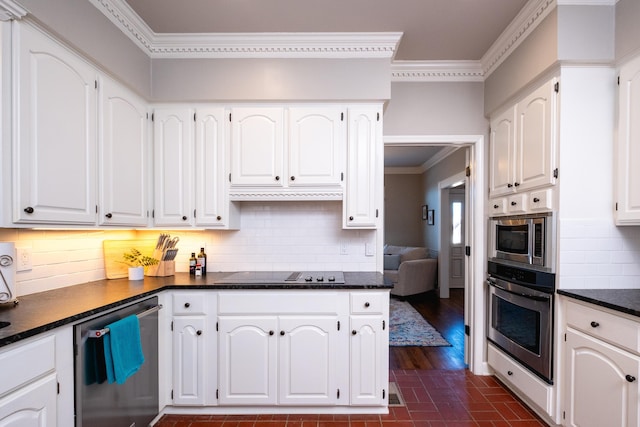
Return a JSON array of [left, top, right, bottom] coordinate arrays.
[[487, 261, 555, 384]]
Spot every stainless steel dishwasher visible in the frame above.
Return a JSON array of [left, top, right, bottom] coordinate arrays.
[[74, 296, 161, 427]]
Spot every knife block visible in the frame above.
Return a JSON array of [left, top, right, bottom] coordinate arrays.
[[145, 261, 175, 277]]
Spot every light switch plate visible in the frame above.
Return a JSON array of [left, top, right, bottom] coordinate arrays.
[[16, 247, 32, 271]]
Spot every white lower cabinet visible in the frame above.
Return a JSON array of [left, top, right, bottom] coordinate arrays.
[[171, 292, 217, 406], [563, 299, 640, 427], [0, 327, 73, 427], [217, 292, 348, 406]]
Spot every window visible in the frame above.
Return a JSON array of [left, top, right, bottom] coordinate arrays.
[[452, 201, 462, 244]]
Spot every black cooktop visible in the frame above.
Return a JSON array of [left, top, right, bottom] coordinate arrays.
[[215, 271, 345, 284]]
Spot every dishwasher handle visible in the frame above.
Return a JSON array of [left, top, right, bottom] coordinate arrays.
[[87, 304, 163, 338]]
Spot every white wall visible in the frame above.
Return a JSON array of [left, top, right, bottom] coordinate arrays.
[[0, 202, 376, 296], [383, 173, 423, 247], [557, 66, 640, 289]]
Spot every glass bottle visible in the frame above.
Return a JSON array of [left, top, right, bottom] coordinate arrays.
[[189, 252, 197, 276], [197, 247, 207, 276]]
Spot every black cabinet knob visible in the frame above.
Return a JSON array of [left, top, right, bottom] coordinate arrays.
[[590, 321, 600, 328], [216, 215, 222, 221], [290, 176, 295, 181], [507, 370, 513, 376], [182, 216, 188, 221], [626, 374, 636, 383], [24, 207, 34, 214], [352, 330, 357, 335], [280, 331, 285, 336], [105, 213, 113, 219], [275, 176, 280, 181], [196, 330, 202, 336], [364, 302, 370, 308], [533, 197, 540, 203], [507, 183, 513, 188], [349, 216, 354, 221], [511, 201, 517, 206], [184, 302, 190, 308], [514, 182, 520, 187], [493, 204, 499, 209], [269, 330, 274, 336]]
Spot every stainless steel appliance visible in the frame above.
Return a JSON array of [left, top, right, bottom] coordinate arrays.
[[216, 271, 345, 284], [489, 213, 555, 271], [74, 297, 161, 427], [487, 261, 555, 383]]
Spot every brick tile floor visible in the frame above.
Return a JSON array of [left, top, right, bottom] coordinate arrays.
[[153, 369, 549, 427]]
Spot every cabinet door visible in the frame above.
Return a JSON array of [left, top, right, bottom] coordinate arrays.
[[350, 316, 385, 405], [278, 316, 339, 405], [344, 108, 380, 228], [14, 23, 97, 224], [564, 329, 640, 427], [515, 78, 557, 192], [172, 317, 206, 405], [489, 106, 516, 197], [616, 55, 640, 225], [218, 316, 278, 405], [0, 374, 57, 426], [99, 77, 148, 226], [194, 108, 233, 227], [153, 108, 194, 226], [230, 108, 284, 187], [288, 107, 345, 187]]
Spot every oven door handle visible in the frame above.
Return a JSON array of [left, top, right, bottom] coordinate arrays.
[[487, 279, 551, 302]]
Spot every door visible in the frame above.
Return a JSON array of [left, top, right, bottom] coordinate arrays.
[[448, 188, 465, 288], [0, 374, 57, 427], [99, 77, 148, 226], [278, 316, 338, 405], [489, 106, 516, 197], [153, 108, 194, 226], [564, 329, 640, 427], [14, 23, 97, 224], [218, 316, 278, 405], [172, 317, 206, 405], [350, 316, 384, 405]]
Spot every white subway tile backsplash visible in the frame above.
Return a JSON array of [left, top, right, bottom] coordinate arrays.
[[559, 218, 640, 290], [1, 202, 377, 296]]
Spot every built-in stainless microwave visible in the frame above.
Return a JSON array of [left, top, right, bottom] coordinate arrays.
[[489, 213, 555, 272]]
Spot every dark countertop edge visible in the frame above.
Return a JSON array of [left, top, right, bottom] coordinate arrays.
[[0, 272, 389, 348], [557, 289, 640, 318]]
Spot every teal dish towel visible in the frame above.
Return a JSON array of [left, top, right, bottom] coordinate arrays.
[[104, 315, 145, 384]]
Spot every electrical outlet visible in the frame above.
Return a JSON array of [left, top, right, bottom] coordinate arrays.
[[365, 243, 375, 257], [16, 247, 32, 272], [340, 241, 349, 255]]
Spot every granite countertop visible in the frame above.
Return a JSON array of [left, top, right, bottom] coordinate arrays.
[[557, 288, 640, 318], [0, 271, 388, 348]]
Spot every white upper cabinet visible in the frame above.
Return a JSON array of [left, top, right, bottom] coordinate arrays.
[[13, 23, 97, 225], [230, 107, 285, 187], [489, 78, 558, 199], [229, 106, 346, 200], [615, 55, 640, 225], [344, 107, 381, 228], [153, 107, 239, 229], [99, 76, 149, 226], [153, 108, 194, 227], [288, 107, 345, 187]]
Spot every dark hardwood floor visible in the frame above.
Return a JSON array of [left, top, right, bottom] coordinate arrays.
[[389, 288, 466, 370]]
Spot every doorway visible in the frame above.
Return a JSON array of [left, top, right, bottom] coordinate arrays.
[[383, 135, 487, 376]]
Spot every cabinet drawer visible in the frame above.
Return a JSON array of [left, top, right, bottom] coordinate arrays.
[[0, 335, 55, 397], [506, 194, 527, 214], [487, 343, 553, 415], [173, 292, 207, 315], [489, 198, 507, 216], [350, 292, 387, 314], [565, 300, 640, 354], [529, 189, 553, 212]]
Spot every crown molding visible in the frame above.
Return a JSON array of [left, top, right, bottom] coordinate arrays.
[[391, 61, 484, 82], [557, 0, 617, 4], [0, 0, 27, 21], [89, 0, 402, 59], [480, 0, 556, 79]]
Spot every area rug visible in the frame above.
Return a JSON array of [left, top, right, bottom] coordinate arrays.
[[389, 298, 451, 347]]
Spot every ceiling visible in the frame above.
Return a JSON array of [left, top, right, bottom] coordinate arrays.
[[121, 0, 530, 168]]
